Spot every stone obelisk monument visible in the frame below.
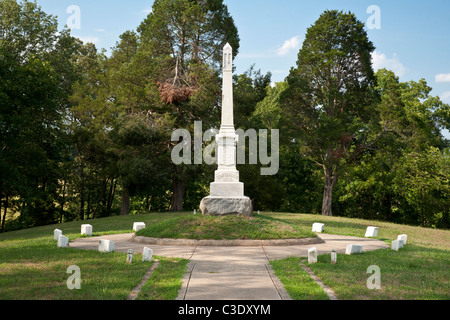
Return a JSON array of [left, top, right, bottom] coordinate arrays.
[[199, 43, 252, 216]]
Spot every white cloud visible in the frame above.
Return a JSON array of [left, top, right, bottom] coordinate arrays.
[[435, 73, 450, 83], [78, 36, 100, 45], [94, 28, 106, 32], [142, 8, 152, 14], [371, 51, 407, 77], [277, 36, 301, 56]]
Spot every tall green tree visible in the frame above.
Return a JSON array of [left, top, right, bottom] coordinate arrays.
[[336, 69, 450, 227], [283, 10, 378, 216], [117, 0, 240, 211], [231, 66, 276, 210], [69, 41, 121, 219], [393, 147, 449, 228], [0, 0, 79, 230], [254, 82, 324, 213]]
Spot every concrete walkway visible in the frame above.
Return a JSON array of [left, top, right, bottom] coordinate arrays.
[[69, 233, 388, 300]]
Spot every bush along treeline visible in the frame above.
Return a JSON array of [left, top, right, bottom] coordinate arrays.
[[1, 1, 449, 232]]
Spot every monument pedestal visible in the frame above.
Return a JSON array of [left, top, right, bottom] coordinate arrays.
[[210, 181, 244, 197], [201, 170, 252, 216], [200, 196, 252, 216], [201, 167, 252, 216]]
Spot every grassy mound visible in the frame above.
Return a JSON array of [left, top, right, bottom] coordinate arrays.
[[135, 214, 316, 240]]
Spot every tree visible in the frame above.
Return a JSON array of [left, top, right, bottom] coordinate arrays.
[[336, 69, 450, 227], [128, 0, 240, 211], [0, 0, 80, 230], [282, 10, 378, 216], [232, 66, 276, 210], [254, 82, 324, 213], [392, 147, 450, 228], [68, 40, 122, 219]]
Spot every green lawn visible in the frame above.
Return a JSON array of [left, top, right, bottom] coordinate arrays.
[[271, 246, 449, 300], [0, 211, 449, 300], [266, 212, 450, 300], [0, 212, 190, 300]]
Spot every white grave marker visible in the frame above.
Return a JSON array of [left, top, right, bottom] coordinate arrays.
[[98, 239, 115, 253], [143, 247, 153, 262], [57, 235, 69, 248], [54, 229, 62, 240], [312, 223, 325, 233], [127, 249, 134, 264], [308, 247, 318, 264], [397, 234, 407, 245], [345, 244, 363, 255], [391, 239, 403, 251], [331, 249, 337, 265], [133, 222, 146, 232], [365, 226, 379, 237], [81, 224, 92, 236]]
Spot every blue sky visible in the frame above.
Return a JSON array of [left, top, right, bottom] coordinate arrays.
[[38, 0, 450, 110]]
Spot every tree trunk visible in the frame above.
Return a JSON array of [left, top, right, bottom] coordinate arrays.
[[146, 192, 151, 212], [1, 195, 9, 233], [170, 178, 186, 212], [78, 165, 85, 220], [86, 189, 91, 219], [19, 200, 26, 227], [321, 167, 337, 216], [101, 179, 107, 217], [79, 186, 85, 221], [0, 195, 4, 233], [420, 188, 425, 227], [121, 190, 130, 215], [106, 178, 117, 216], [59, 180, 66, 223]]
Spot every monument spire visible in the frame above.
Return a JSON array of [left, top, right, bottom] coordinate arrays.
[[199, 43, 252, 216], [221, 43, 234, 128]]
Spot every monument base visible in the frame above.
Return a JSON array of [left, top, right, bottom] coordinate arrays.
[[210, 181, 244, 197], [200, 196, 252, 217]]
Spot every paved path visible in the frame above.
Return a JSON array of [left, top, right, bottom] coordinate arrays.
[[69, 233, 388, 300]]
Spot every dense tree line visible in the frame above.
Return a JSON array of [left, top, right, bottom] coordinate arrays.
[[1, 1, 449, 232]]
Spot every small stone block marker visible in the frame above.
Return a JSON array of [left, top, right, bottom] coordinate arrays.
[[391, 239, 404, 251], [331, 249, 337, 264], [81, 224, 92, 236], [57, 235, 69, 248], [308, 247, 318, 264], [142, 247, 153, 262], [98, 239, 115, 253], [365, 226, 379, 237], [312, 223, 325, 233], [397, 234, 407, 245], [345, 244, 363, 255], [133, 222, 146, 232], [127, 249, 134, 264], [54, 229, 62, 240]]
